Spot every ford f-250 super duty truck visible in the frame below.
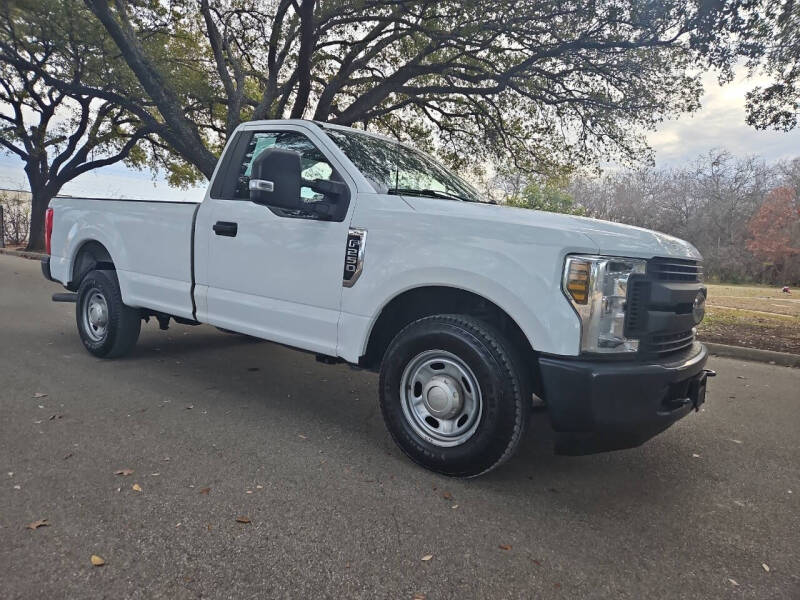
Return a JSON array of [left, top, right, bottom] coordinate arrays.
[[41, 119, 714, 477]]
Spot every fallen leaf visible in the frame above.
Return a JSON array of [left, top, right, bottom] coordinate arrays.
[[199, 487, 211, 495], [90, 555, 105, 566], [762, 563, 770, 572], [532, 559, 542, 566], [114, 469, 134, 476], [499, 544, 512, 551], [236, 516, 251, 524], [33, 392, 48, 398], [132, 483, 142, 492], [26, 519, 49, 530], [412, 594, 426, 600], [421, 554, 433, 561], [442, 491, 453, 500]]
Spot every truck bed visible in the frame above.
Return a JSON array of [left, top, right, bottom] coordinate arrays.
[[48, 197, 200, 320]]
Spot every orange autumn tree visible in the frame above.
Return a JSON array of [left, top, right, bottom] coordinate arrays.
[[747, 186, 800, 284]]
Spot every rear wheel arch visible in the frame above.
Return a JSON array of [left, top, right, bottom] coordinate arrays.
[[70, 240, 115, 289]]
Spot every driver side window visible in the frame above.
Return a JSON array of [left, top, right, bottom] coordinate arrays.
[[234, 131, 335, 202]]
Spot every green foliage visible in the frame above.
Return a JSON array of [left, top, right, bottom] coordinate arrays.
[[506, 177, 585, 216]]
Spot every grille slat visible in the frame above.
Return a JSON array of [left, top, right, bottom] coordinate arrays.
[[647, 330, 695, 355], [648, 258, 702, 283]]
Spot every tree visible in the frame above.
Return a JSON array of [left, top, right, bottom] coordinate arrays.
[[10, 0, 759, 184], [743, 1, 800, 131], [0, 190, 30, 246], [0, 0, 158, 250], [506, 176, 585, 215], [747, 186, 800, 284]]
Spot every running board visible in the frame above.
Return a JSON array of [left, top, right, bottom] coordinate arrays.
[[52, 292, 78, 303]]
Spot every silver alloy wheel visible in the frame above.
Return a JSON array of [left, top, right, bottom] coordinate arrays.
[[83, 289, 109, 342], [400, 349, 483, 447]]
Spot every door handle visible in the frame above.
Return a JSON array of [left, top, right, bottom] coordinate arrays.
[[213, 221, 238, 237]]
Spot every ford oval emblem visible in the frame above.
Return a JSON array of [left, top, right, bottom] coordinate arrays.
[[693, 290, 706, 324]]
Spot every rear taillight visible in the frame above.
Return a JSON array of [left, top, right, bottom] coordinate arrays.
[[45, 207, 54, 255]]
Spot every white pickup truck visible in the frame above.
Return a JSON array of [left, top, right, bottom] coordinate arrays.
[[41, 119, 713, 477]]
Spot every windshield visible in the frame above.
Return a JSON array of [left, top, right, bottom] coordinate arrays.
[[324, 127, 483, 203]]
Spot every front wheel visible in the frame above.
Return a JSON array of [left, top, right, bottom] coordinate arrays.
[[379, 315, 529, 477], [76, 270, 141, 358]]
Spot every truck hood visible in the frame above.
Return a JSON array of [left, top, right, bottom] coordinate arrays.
[[404, 197, 702, 261]]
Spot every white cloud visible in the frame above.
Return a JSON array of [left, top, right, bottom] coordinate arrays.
[[649, 69, 800, 166]]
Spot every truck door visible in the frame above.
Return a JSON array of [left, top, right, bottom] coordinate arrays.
[[196, 125, 356, 356]]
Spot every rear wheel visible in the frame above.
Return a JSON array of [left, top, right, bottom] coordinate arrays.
[[379, 314, 529, 477], [76, 270, 141, 358]]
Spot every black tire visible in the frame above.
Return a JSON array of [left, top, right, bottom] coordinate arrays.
[[379, 314, 529, 478], [76, 269, 141, 358]]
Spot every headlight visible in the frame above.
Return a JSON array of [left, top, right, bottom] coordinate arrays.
[[563, 255, 646, 354]]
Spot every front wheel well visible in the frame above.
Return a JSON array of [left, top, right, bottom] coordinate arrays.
[[69, 240, 115, 290], [360, 286, 539, 395]]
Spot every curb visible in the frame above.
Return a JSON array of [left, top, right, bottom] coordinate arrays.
[[704, 342, 800, 368], [0, 247, 46, 260]]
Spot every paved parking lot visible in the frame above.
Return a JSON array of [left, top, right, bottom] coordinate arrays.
[[1, 253, 798, 599]]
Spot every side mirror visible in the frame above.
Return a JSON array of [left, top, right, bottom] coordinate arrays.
[[249, 148, 303, 210]]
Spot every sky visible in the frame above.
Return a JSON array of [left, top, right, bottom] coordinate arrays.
[[1, 69, 798, 201]]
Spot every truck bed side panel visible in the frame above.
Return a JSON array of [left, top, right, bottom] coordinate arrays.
[[49, 198, 198, 320]]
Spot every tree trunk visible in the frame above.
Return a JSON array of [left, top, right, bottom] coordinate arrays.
[[26, 190, 51, 252]]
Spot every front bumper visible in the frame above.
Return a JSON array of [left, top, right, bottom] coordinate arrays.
[[539, 342, 710, 455]]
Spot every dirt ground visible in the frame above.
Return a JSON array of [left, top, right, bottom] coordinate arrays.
[[698, 283, 800, 354]]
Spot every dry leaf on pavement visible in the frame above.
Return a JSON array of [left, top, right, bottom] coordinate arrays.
[[90, 555, 105, 566], [236, 516, 251, 524], [199, 487, 211, 495], [421, 554, 433, 561], [413, 594, 426, 600], [499, 544, 512, 551], [114, 469, 134, 476], [442, 491, 453, 500], [132, 483, 142, 492], [26, 519, 49, 530]]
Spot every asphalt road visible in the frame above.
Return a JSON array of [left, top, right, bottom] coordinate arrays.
[[1, 253, 798, 600]]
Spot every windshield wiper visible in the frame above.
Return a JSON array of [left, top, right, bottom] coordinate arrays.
[[388, 187, 474, 202]]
